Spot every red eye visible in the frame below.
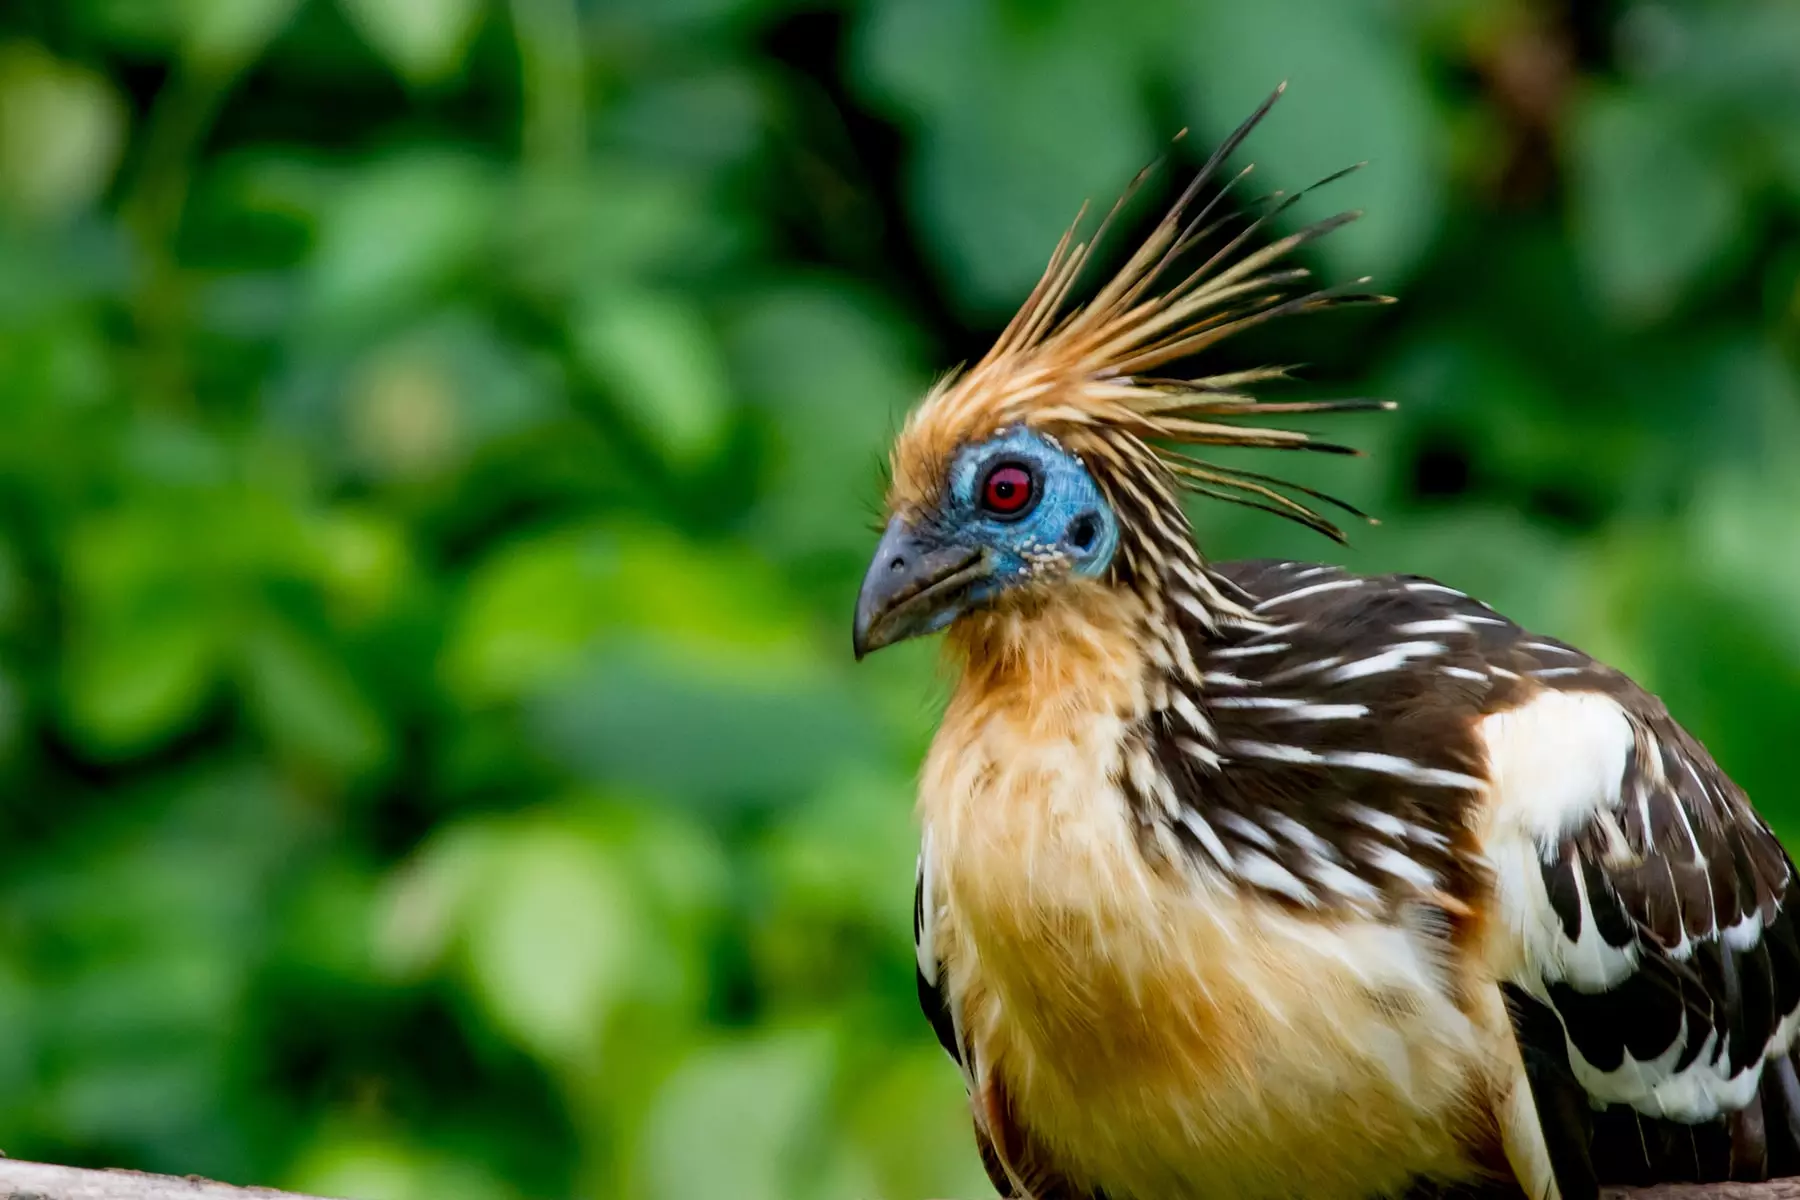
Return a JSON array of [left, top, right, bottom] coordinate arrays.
[[981, 464, 1035, 516]]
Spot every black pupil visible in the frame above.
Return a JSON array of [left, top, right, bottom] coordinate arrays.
[[987, 468, 1029, 512]]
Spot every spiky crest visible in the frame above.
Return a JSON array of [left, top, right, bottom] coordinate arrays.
[[887, 84, 1394, 643]]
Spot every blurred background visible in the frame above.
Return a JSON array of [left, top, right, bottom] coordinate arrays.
[[1, 0, 1799, 1197]]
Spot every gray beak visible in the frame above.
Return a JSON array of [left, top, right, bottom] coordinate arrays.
[[852, 518, 990, 660]]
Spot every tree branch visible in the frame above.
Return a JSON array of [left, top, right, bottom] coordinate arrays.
[[3, 1158, 1800, 1199], [1601, 1186, 1800, 1199], [0, 1160, 337, 1200]]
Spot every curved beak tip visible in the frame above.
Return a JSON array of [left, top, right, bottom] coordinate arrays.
[[852, 519, 987, 661]]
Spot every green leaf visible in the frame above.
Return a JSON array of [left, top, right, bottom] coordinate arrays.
[[285, 1129, 517, 1200], [638, 1030, 836, 1200], [459, 822, 639, 1062], [178, 0, 303, 72], [855, 0, 1156, 315], [442, 522, 812, 704], [1166, 0, 1445, 285], [504, 165, 719, 301], [302, 151, 494, 339], [848, 1049, 996, 1200], [61, 610, 223, 757], [1569, 87, 1745, 323], [725, 282, 924, 560], [751, 771, 919, 1002], [338, 0, 485, 86], [372, 822, 491, 982], [239, 617, 390, 780], [527, 642, 877, 811], [441, 526, 626, 704], [572, 288, 731, 466], [1591, 534, 1800, 841], [344, 338, 466, 480], [306, 508, 414, 624], [0, 43, 127, 220]]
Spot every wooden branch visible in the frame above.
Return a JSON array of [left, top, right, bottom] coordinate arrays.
[[1602, 1187, 1800, 1199], [0, 1160, 338, 1200], [3, 1157, 1800, 1200]]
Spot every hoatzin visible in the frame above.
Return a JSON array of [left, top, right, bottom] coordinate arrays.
[[850, 87, 1800, 1200]]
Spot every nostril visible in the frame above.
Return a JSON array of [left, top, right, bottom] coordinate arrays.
[[1067, 513, 1098, 551], [889, 556, 906, 573]]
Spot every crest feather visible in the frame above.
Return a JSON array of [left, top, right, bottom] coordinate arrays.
[[889, 83, 1393, 543]]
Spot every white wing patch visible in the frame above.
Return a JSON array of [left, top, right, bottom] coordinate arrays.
[[1481, 689, 1632, 846], [1482, 687, 1800, 1127]]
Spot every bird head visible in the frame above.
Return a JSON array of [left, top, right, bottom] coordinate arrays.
[[853, 425, 1121, 657], [853, 85, 1394, 661]]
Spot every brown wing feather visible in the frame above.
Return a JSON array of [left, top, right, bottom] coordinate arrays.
[[1185, 560, 1800, 1193]]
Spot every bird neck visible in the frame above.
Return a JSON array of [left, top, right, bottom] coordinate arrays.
[[943, 580, 1161, 735], [941, 506, 1266, 743]]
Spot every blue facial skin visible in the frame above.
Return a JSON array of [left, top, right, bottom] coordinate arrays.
[[934, 426, 1121, 603], [851, 427, 1121, 657]]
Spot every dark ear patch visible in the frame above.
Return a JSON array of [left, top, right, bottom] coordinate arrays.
[[1067, 513, 1099, 551]]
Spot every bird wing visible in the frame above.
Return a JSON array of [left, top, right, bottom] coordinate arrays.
[[1479, 658, 1800, 1192], [1201, 560, 1800, 1194]]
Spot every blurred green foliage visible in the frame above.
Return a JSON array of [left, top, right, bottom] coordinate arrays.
[[1, 0, 1799, 1197]]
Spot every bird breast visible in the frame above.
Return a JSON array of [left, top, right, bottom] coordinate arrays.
[[920, 607, 1510, 1198]]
